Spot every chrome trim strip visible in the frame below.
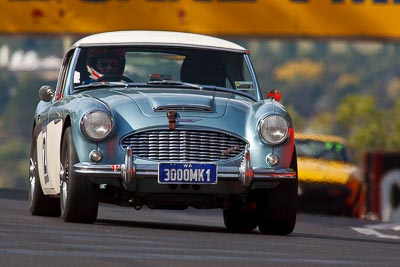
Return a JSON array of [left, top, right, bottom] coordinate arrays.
[[73, 162, 121, 177], [253, 168, 297, 181]]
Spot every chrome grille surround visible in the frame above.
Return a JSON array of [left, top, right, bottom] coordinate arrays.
[[121, 128, 247, 162]]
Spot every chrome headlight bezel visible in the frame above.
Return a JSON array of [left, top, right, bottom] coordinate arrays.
[[80, 110, 113, 142], [258, 114, 289, 145]]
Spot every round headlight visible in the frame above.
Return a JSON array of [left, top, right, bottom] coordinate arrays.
[[258, 115, 289, 145], [81, 110, 113, 141]]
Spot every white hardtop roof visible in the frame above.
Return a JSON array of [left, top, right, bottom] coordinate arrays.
[[72, 31, 247, 53]]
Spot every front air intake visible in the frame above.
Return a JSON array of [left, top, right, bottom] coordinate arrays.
[[121, 129, 247, 162]]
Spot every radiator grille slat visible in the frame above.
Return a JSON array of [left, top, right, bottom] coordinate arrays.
[[121, 129, 246, 162]]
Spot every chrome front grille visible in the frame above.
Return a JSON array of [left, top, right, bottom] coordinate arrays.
[[121, 129, 247, 162]]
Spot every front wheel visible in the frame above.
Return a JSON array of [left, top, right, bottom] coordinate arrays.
[[28, 139, 60, 216], [256, 180, 298, 235], [60, 127, 99, 223], [257, 149, 298, 235]]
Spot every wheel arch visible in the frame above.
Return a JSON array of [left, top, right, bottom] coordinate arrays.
[[290, 144, 298, 175], [60, 116, 72, 151]]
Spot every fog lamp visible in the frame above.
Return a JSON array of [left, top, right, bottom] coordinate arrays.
[[266, 153, 279, 166], [90, 150, 103, 162]]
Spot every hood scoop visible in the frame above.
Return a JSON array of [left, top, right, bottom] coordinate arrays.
[[154, 104, 213, 112], [152, 91, 216, 112]]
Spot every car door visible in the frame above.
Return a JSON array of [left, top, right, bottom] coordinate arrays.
[[39, 50, 76, 195]]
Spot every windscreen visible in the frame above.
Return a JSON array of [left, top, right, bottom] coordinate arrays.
[[72, 47, 259, 98]]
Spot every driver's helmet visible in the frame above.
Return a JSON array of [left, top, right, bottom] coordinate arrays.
[[86, 48, 126, 80]]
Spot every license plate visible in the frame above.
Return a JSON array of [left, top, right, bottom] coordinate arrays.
[[158, 163, 217, 184]]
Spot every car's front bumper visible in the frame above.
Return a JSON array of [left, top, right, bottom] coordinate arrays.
[[73, 147, 297, 190], [74, 162, 296, 182]]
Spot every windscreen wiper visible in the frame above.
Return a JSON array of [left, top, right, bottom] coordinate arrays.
[[147, 80, 203, 90], [74, 82, 129, 91], [201, 85, 257, 101], [148, 80, 256, 101]]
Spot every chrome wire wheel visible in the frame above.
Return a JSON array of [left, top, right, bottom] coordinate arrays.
[[29, 158, 36, 206], [28, 158, 36, 208], [60, 162, 68, 216], [28, 140, 60, 216]]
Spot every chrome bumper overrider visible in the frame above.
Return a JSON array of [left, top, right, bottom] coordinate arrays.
[[73, 147, 296, 187]]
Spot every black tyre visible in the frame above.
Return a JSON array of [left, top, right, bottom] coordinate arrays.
[[60, 127, 99, 223], [257, 148, 298, 235], [223, 207, 257, 232], [28, 139, 60, 216]]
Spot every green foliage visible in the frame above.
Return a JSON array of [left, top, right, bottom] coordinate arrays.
[[0, 72, 50, 188], [0, 69, 15, 114], [306, 112, 336, 135], [336, 94, 380, 133], [310, 94, 400, 160], [3, 73, 46, 140]]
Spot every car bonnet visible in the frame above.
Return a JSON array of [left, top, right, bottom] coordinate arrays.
[[82, 88, 254, 120]]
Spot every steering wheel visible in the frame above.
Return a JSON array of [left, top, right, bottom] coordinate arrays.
[[93, 74, 133, 83]]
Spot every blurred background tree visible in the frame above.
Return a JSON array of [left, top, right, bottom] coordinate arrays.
[[0, 71, 52, 188]]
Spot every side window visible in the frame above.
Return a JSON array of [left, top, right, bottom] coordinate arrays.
[[55, 50, 74, 100]]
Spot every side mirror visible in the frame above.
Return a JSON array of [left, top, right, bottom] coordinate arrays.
[[266, 88, 281, 102], [39, 85, 55, 102]]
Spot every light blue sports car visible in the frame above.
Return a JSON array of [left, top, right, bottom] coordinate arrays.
[[29, 31, 298, 235]]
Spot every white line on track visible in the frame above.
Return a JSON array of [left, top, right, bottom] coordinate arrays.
[[352, 223, 400, 239]]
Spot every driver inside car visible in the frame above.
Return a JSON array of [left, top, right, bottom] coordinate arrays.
[[84, 48, 126, 84]]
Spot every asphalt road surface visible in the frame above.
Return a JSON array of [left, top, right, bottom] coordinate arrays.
[[0, 188, 399, 267]]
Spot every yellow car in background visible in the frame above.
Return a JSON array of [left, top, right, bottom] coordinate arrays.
[[295, 133, 366, 218]]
